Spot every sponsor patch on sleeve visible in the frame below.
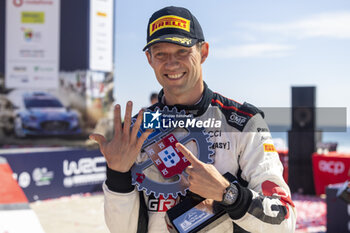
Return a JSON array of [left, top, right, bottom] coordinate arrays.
[[263, 143, 276, 152]]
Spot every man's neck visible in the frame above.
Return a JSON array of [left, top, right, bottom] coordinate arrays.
[[163, 81, 204, 106]]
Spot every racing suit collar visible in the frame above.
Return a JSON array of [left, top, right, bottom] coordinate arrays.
[[157, 82, 213, 117]]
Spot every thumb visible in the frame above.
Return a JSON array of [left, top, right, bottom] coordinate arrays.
[[136, 129, 154, 149], [176, 143, 200, 166], [89, 133, 107, 147]]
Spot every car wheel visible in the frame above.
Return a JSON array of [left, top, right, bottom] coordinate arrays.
[[14, 116, 26, 138]]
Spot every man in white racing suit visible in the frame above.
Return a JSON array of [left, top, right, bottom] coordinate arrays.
[[90, 6, 296, 233]]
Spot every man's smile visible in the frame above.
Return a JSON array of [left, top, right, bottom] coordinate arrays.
[[165, 72, 186, 80]]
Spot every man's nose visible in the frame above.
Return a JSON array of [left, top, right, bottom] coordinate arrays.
[[165, 54, 180, 68]]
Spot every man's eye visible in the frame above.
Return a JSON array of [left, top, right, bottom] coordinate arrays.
[[155, 53, 165, 59], [178, 50, 189, 56]]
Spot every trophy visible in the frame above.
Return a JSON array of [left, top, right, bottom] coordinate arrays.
[[130, 106, 214, 199], [131, 107, 231, 232]]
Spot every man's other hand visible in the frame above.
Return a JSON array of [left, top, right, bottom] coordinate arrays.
[[176, 143, 229, 201]]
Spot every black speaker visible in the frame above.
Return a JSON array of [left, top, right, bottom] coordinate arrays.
[[288, 87, 316, 194], [288, 132, 316, 194], [291, 87, 315, 131]]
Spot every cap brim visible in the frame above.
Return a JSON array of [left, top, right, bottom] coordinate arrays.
[[143, 34, 198, 51]]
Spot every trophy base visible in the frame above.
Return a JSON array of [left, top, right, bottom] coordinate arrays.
[[165, 195, 229, 233], [165, 172, 236, 233]]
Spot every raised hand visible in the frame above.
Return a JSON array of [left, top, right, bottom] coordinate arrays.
[[176, 143, 229, 201], [89, 101, 152, 172]]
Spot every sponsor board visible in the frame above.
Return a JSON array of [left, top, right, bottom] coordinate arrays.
[[312, 153, 350, 195], [89, 0, 114, 72], [1, 148, 106, 201], [5, 0, 60, 88]]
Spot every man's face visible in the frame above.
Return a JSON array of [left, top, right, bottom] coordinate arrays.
[[146, 42, 208, 96]]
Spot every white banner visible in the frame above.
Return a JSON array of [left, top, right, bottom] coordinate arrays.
[[89, 0, 114, 72], [5, 0, 60, 89]]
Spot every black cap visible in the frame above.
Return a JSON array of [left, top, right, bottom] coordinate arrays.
[[143, 6, 205, 51]]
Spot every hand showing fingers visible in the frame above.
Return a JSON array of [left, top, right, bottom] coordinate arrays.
[[90, 101, 152, 173], [176, 143, 229, 201]]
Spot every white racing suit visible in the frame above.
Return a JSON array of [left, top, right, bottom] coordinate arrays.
[[103, 83, 296, 233]]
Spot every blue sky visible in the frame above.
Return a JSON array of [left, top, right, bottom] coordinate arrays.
[[113, 0, 350, 125]]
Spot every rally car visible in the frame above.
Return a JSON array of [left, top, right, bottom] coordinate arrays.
[[8, 91, 81, 138]]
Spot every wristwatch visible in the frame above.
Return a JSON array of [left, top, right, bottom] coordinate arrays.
[[222, 182, 239, 206]]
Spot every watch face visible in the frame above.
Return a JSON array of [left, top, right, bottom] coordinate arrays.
[[223, 184, 238, 205]]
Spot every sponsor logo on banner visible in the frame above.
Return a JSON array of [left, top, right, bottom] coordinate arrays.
[[263, 144, 276, 153], [13, 0, 24, 7], [22, 27, 42, 42], [14, 0, 54, 6], [19, 48, 45, 58], [149, 15, 190, 36], [319, 160, 345, 175], [21, 11, 45, 24], [18, 171, 31, 188], [23, 28, 33, 41], [228, 112, 247, 126], [32, 167, 54, 186], [13, 66, 27, 72], [63, 156, 106, 187], [33, 65, 54, 72], [97, 11, 107, 17]]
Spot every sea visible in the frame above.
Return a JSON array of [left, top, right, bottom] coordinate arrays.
[[270, 127, 350, 153]]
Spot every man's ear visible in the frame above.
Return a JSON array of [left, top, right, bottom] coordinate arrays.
[[145, 50, 152, 66], [200, 42, 209, 64]]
